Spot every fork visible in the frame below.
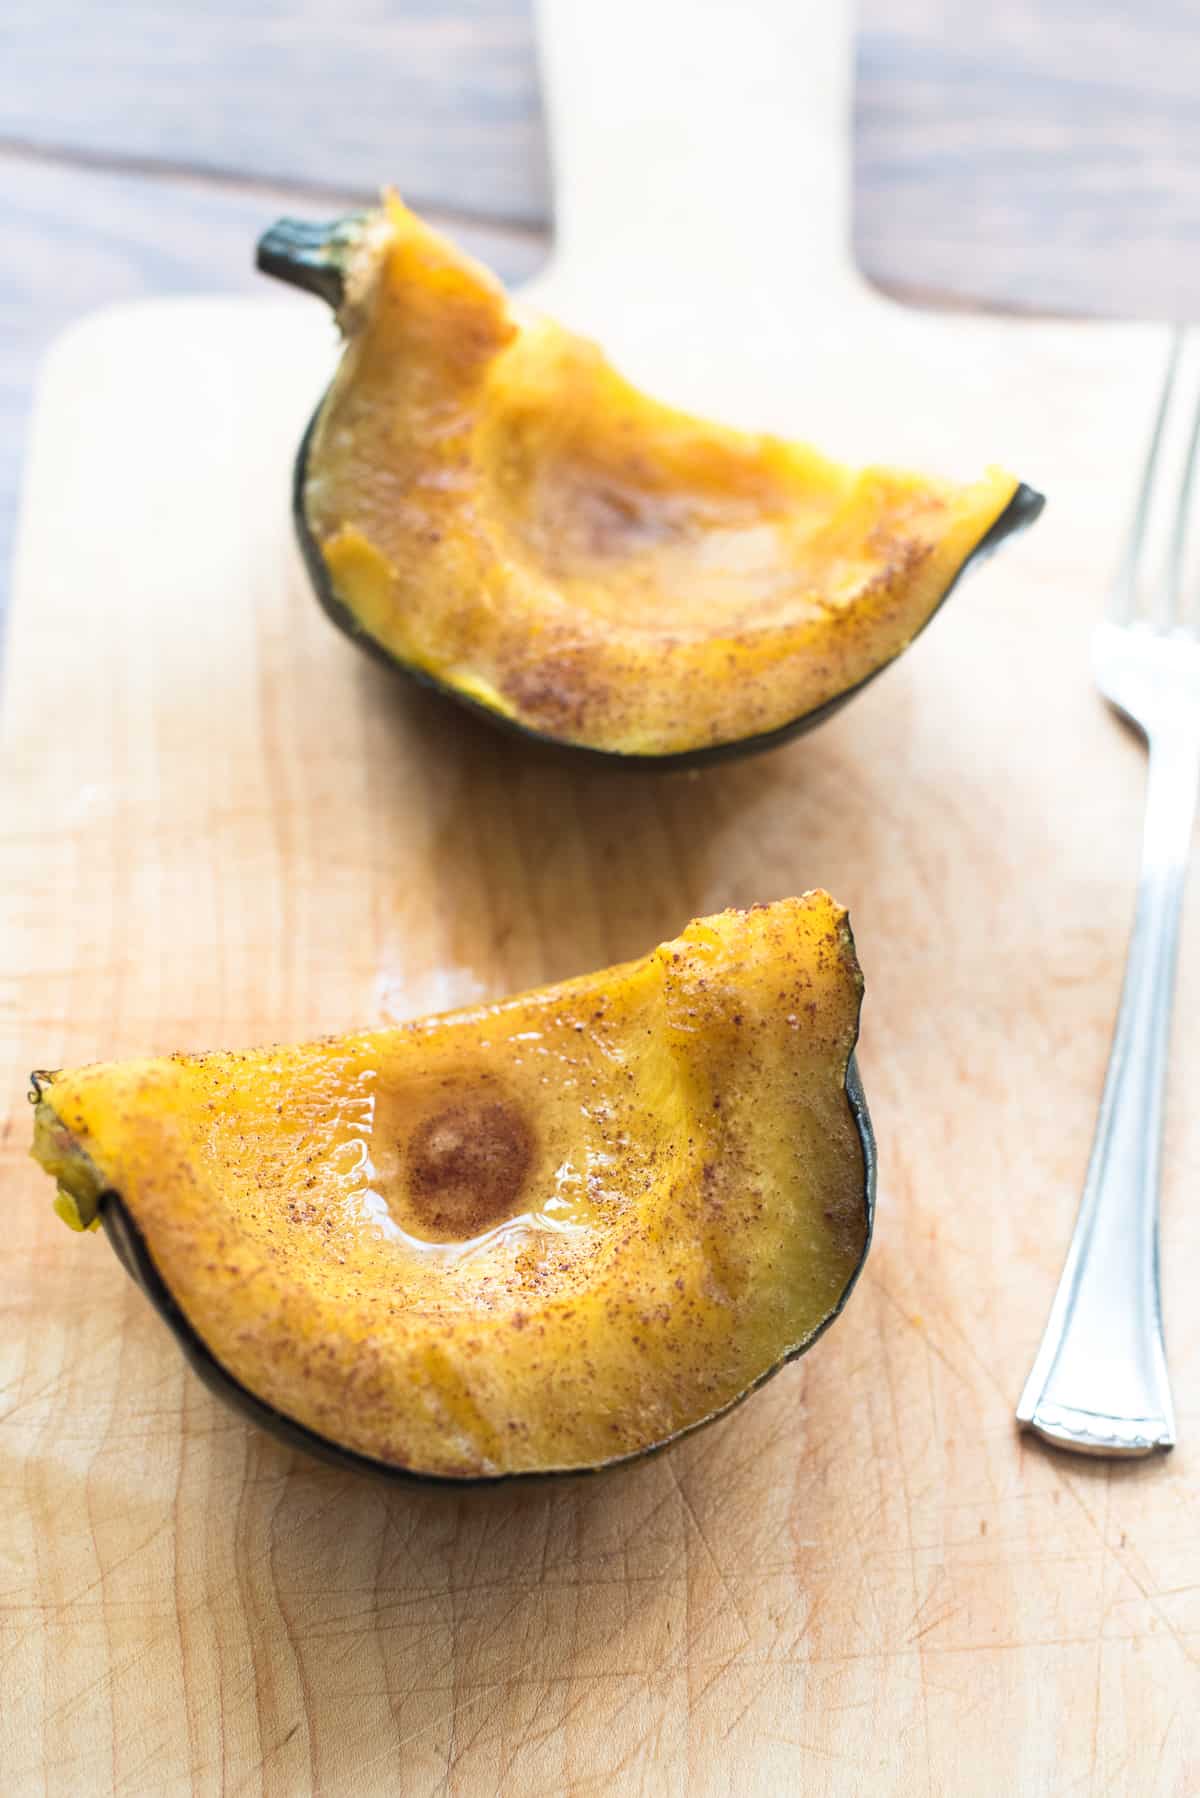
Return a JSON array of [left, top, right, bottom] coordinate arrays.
[[1017, 329, 1199, 1457]]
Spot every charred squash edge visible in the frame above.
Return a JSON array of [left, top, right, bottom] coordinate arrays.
[[34, 1052, 875, 1486], [259, 217, 1045, 768]]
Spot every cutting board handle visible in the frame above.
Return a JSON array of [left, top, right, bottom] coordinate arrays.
[[532, 0, 858, 313]]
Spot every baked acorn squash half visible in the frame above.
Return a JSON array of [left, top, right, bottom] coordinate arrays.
[[258, 196, 1042, 765], [31, 895, 873, 1482]]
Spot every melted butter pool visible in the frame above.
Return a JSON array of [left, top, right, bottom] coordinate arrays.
[[326, 1065, 616, 1261]]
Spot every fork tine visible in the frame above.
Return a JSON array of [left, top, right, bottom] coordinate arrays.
[[1164, 331, 1200, 631], [1113, 327, 1184, 623]]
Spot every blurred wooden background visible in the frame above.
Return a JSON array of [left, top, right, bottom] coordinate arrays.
[[4, 0, 1197, 594]]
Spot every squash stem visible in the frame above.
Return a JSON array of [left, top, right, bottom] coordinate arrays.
[[256, 216, 365, 308]]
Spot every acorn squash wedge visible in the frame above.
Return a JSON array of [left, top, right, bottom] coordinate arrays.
[[258, 196, 1042, 765], [31, 894, 873, 1482]]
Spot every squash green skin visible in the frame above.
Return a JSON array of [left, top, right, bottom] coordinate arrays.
[[259, 217, 1045, 770], [84, 1055, 874, 1488]]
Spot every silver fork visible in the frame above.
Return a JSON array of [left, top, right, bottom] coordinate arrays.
[[1017, 329, 1200, 1457]]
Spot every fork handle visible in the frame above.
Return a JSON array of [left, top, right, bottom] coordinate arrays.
[[1017, 728, 1200, 1455]]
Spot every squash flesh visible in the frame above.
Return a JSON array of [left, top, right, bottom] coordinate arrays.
[[32, 895, 867, 1478], [305, 195, 1019, 756]]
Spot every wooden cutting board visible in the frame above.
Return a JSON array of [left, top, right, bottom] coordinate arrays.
[[3, 3, 1198, 1792]]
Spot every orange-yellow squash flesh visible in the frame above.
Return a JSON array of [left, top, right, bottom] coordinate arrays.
[[305, 194, 1021, 757], [32, 895, 868, 1479]]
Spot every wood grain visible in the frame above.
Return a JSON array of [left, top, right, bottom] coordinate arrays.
[[854, 0, 1200, 320], [4, 0, 1200, 1790], [0, 0, 548, 226], [0, 154, 546, 614], [5, 285, 1199, 1796], [4, 0, 1197, 605], [6, 0, 1198, 317]]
